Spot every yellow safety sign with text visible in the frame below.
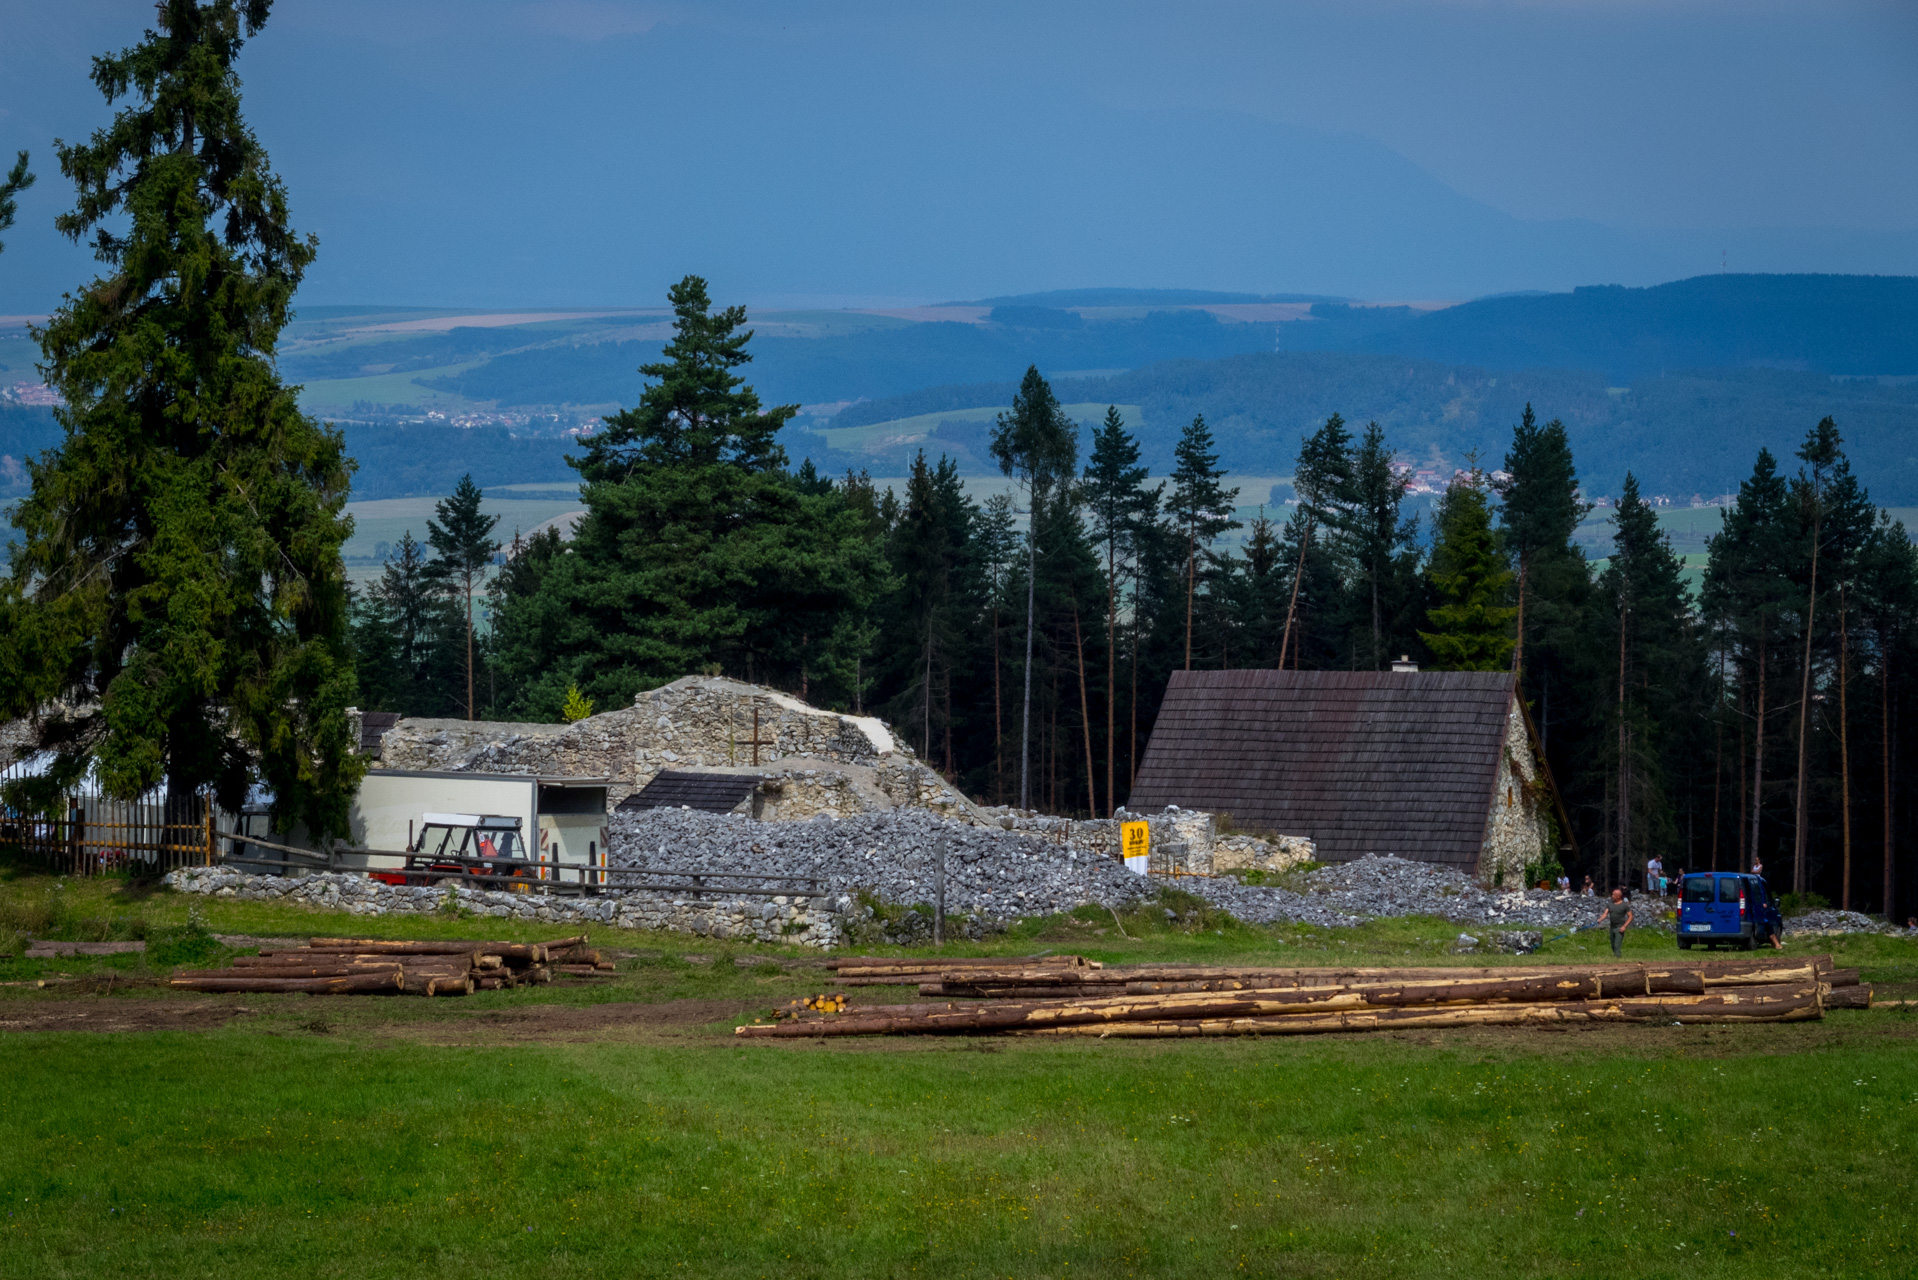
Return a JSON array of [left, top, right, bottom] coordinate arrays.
[[1121, 821, 1150, 859]]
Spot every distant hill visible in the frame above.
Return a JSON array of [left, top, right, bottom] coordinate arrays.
[[1281, 273, 1918, 380], [795, 355, 1918, 504], [956, 288, 1346, 308], [413, 309, 1282, 409]]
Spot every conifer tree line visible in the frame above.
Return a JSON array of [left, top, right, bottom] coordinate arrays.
[[4, 6, 1917, 920], [342, 282, 1918, 919]]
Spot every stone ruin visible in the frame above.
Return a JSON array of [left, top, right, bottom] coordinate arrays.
[[362, 675, 989, 825]]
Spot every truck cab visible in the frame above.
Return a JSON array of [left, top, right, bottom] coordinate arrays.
[[1677, 871, 1782, 950]]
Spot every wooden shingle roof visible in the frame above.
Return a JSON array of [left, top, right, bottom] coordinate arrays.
[[616, 771, 762, 814], [1129, 669, 1519, 868]]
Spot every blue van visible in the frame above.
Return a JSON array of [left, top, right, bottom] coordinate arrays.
[[1677, 872, 1783, 950]]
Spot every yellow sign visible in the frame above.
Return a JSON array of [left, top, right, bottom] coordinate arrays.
[[1121, 821, 1150, 859]]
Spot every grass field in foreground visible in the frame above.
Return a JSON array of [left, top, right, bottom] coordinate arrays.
[[0, 864, 1914, 1278]]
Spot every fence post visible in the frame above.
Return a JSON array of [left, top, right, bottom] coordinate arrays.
[[203, 799, 214, 867]]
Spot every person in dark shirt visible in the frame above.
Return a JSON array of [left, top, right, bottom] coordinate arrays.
[[1597, 889, 1634, 957]]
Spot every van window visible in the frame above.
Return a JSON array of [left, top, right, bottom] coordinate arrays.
[[1682, 877, 1716, 904], [1719, 878, 1746, 904]]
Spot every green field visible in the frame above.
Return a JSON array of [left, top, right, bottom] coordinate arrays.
[[822, 402, 1149, 453], [0, 862, 1913, 1278]]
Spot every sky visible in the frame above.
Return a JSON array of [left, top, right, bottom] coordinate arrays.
[[1, 0, 1914, 310]]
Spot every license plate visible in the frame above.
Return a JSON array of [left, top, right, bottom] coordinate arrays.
[[1687, 924, 1712, 932]]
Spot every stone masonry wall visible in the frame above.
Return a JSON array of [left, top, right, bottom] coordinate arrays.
[[164, 867, 850, 948], [1476, 696, 1551, 888]]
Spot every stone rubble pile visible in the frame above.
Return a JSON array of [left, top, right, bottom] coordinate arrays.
[[610, 807, 1162, 928], [164, 866, 849, 948], [608, 808, 1634, 936], [1783, 908, 1898, 937]]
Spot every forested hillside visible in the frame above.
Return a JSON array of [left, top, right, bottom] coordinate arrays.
[[804, 358, 1918, 503], [1281, 273, 1918, 379]]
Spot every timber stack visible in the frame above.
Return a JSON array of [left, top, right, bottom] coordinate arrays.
[[169, 934, 612, 996], [740, 954, 1871, 1038]]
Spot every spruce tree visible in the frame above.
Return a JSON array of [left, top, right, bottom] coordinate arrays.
[[881, 451, 974, 764], [1702, 449, 1795, 872], [0, 1, 361, 837], [496, 276, 885, 715], [0, 151, 32, 254], [1595, 473, 1698, 883], [1420, 470, 1517, 671], [425, 473, 499, 720], [1167, 413, 1239, 669], [1347, 422, 1421, 669], [1500, 405, 1591, 675], [1081, 406, 1155, 812], [990, 366, 1079, 808]]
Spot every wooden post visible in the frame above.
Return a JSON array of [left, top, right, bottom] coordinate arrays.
[[204, 799, 215, 866]]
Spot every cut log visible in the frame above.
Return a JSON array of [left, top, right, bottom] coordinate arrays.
[[1010, 993, 1826, 1037], [425, 976, 474, 997], [307, 938, 546, 961], [169, 971, 403, 994], [1823, 983, 1873, 1009], [736, 983, 1824, 1037]]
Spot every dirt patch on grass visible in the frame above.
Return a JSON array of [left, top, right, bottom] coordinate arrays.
[[0, 998, 251, 1033], [388, 997, 764, 1045]]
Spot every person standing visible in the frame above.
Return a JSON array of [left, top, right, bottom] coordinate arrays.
[[1597, 889, 1634, 957], [1645, 855, 1662, 895]]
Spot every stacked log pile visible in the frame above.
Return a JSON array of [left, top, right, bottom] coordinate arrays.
[[169, 934, 608, 996], [740, 955, 1871, 1038]]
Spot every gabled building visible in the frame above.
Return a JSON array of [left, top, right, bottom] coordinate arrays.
[[1128, 668, 1569, 886]]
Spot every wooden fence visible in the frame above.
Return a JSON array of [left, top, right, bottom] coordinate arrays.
[[0, 766, 220, 877]]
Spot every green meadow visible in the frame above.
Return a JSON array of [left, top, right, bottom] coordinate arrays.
[[0, 862, 1912, 1278]]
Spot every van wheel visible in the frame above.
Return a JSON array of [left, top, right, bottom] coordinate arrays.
[[1678, 938, 1693, 950], [1741, 933, 1758, 952]]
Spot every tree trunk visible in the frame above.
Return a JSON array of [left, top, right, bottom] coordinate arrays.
[[1107, 538, 1117, 817], [991, 604, 1001, 802], [1512, 557, 1529, 675], [465, 569, 475, 721], [1795, 523, 1819, 896], [1840, 584, 1852, 910], [1279, 516, 1314, 671], [1020, 498, 1038, 810], [1752, 619, 1767, 872], [1130, 616, 1140, 792], [1184, 524, 1196, 670], [1618, 593, 1629, 888], [1884, 649, 1893, 918], [1711, 648, 1725, 872], [923, 613, 934, 760], [1072, 603, 1098, 820]]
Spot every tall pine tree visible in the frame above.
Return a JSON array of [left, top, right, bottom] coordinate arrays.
[[1081, 406, 1155, 812], [1167, 413, 1239, 670], [0, 1, 361, 837], [495, 276, 885, 715], [425, 474, 499, 721], [990, 366, 1079, 808]]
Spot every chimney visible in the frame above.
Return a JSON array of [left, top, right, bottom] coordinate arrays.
[[1391, 655, 1419, 673]]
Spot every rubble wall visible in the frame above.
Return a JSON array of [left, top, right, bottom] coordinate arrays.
[[164, 866, 849, 948], [1476, 697, 1551, 887]]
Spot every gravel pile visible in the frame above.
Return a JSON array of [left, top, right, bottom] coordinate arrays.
[[1783, 908, 1892, 936], [610, 809, 1665, 937], [610, 808, 1160, 924]]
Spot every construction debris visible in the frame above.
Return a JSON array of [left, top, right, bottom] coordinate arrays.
[[168, 934, 608, 996], [737, 954, 1871, 1038]]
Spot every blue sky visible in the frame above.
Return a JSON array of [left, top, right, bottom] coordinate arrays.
[[1, 0, 1914, 309]]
